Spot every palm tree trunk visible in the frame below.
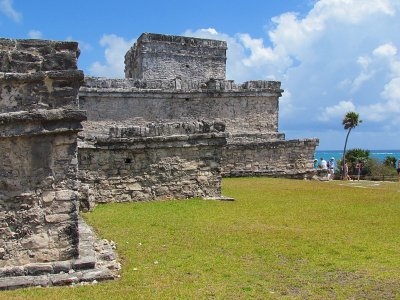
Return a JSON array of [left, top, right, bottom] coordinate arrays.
[[342, 128, 352, 180]]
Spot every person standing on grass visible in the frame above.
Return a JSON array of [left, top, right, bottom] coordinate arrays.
[[344, 162, 352, 180], [313, 159, 318, 169], [328, 157, 335, 180], [320, 157, 327, 170], [397, 159, 400, 182], [320, 157, 328, 179], [355, 160, 362, 181]]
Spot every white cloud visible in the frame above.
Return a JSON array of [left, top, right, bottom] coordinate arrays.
[[28, 30, 43, 39], [0, 0, 21, 23], [354, 43, 400, 122], [89, 34, 136, 78], [310, 0, 395, 23], [373, 43, 397, 57], [318, 101, 356, 122]]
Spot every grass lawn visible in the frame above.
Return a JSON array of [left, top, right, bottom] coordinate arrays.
[[2, 178, 400, 299]]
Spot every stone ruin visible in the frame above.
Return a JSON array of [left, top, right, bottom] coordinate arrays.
[[0, 39, 118, 289], [0, 33, 318, 290], [80, 33, 319, 190], [78, 121, 229, 211]]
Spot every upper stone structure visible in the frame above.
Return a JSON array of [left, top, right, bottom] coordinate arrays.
[[124, 33, 227, 81], [0, 39, 82, 113]]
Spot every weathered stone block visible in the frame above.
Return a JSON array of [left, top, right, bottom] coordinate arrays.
[[45, 213, 72, 223], [25, 263, 53, 275], [52, 260, 72, 274], [50, 273, 79, 286], [80, 268, 114, 282], [21, 233, 50, 250], [72, 256, 96, 270]]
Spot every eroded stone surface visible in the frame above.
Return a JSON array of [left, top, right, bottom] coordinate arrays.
[[0, 38, 85, 268], [0, 217, 119, 290], [125, 33, 227, 81], [78, 121, 227, 209]]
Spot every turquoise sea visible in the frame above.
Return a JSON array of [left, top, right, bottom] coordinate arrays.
[[315, 150, 400, 162]]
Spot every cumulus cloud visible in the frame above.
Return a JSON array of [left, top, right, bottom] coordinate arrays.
[[90, 34, 136, 78], [28, 30, 43, 39], [318, 101, 356, 122], [0, 0, 21, 23], [373, 43, 397, 57]]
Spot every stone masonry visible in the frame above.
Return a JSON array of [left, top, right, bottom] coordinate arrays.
[[0, 39, 118, 289], [125, 33, 227, 81], [78, 121, 227, 211], [0, 39, 85, 267]]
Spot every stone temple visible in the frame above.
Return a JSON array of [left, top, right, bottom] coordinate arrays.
[[0, 33, 318, 289]]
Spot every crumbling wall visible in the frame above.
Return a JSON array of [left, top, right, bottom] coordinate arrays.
[[0, 39, 85, 267], [222, 139, 319, 178], [78, 121, 227, 210], [125, 33, 227, 81]]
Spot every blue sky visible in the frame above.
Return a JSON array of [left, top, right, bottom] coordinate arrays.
[[1, 0, 400, 150]]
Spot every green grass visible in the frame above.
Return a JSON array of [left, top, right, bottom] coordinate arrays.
[[2, 178, 400, 299]]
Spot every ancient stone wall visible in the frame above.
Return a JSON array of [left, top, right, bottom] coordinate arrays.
[[0, 39, 85, 267], [222, 139, 319, 178], [78, 121, 227, 210], [79, 77, 281, 135], [125, 33, 227, 81]]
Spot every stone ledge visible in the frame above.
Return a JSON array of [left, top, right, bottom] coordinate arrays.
[[0, 109, 87, 124], [0, 70, 84, 82], [135, 33, 228, 49], [225, 138, 319, 149], [80, 77, 283, 94], [0, 109, 87, 138], [222, 170, 316, 179], [0, 268, 114, 290], [0, 217, 119, 290], [91, 132, 228, 149], [203, 196, 235, 201], [109, 121, 226, 138]]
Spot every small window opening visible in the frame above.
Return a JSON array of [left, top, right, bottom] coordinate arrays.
[[185, 64, 190, 68], [125, 158, 132, 164]]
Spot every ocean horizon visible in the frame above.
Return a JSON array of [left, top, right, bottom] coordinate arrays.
[[315, 150, 400, 162]]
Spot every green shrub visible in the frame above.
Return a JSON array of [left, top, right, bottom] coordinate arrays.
[[364, 158, 397, 180], [383, 155, 397, 168]]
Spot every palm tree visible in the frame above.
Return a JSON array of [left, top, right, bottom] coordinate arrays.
[[342, 112, 362, 180]]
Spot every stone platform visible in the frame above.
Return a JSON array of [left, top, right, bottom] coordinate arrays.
[[0, 217, 119, 290]]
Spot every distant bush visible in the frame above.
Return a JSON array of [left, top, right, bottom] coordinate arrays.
[[383, 156, 397, 168], [363, 158, 397, 180], [337, 149, 397, 180]]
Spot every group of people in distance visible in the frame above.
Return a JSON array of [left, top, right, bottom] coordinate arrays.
[[314, 157, 400, 182], [317, 157, 337, 180], [314, 157, 363, 181]]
